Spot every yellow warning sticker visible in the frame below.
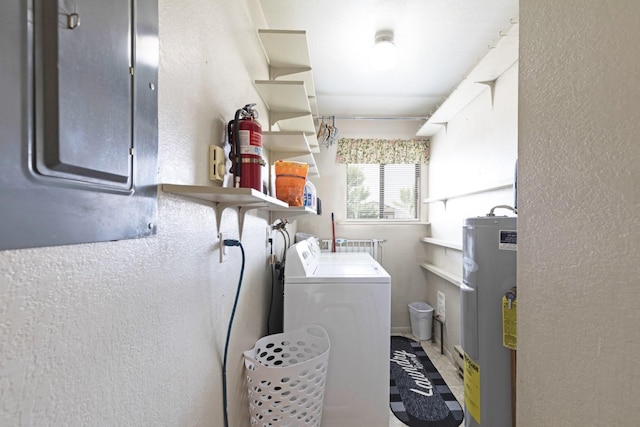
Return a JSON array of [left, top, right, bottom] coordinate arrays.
[[464, 352, 481, 424], [502, 296, 517, 350]]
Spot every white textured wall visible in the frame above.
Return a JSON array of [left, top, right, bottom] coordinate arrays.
[[1, 1, 272, 426], [425, 63, 518, 358], [518, 1, 640, 425]]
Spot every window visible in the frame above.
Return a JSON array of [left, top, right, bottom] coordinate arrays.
[[346, 164, 420, 220]]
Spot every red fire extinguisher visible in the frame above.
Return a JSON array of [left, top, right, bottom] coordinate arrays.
[[227, 104, 265, 191]]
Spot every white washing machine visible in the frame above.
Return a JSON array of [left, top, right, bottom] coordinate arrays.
[[284, 239, 391, 427], [305, 237, 375, 264]]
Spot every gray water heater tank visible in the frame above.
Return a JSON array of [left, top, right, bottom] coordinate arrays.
[[461, 216, 516, 427]]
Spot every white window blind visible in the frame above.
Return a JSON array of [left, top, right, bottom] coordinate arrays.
[[346, 164, 420, 220]]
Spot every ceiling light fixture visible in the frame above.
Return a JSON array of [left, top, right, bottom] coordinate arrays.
[[370, 30, 396, 71]]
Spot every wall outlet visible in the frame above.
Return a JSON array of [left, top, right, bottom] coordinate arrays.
[[436, 291, 446, 323], [219, 232, 227, 262], [209, 145, 225, 182]]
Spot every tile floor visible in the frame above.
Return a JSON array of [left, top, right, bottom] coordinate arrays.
[[389, 333, 464, 427]]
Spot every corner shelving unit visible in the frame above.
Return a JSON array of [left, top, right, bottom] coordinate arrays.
[[256, 29, 319, 176]]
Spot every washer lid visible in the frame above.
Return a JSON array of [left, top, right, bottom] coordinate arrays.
[[286, 262, 390, 283], [315, 263, 382, 277]]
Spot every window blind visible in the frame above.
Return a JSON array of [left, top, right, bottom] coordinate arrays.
[[346, 163, 420, 220]]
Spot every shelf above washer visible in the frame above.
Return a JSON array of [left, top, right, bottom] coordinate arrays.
[[162, 184, 291, 239], [270, 206, 317, 219], [162, 184, 287, 208]]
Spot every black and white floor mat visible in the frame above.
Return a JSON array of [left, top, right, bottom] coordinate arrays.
[[390, 336, 464, 427]]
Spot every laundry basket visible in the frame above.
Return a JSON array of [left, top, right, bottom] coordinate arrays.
[[243, 325, 331, 427]]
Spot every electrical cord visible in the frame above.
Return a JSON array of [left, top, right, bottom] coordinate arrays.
[[271, 219, 290, 262], [283, 229, 291, 251], [267, 238, 275, 335], [267, 262, 275, 335], [276, 229, 288, 263], [221, 239, 244, 427], [279, 228, 291, 261]]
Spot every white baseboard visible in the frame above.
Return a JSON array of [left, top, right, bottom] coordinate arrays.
[[391, 326, 411, 334]]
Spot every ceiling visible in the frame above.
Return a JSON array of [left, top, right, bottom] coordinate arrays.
[[259, 0, 519, 120]]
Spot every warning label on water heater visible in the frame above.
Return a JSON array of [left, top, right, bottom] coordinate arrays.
[[499, 230, 517, 251], [464, 353, 481, 424]]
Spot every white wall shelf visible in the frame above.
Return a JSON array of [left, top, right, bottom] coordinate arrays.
[[420, 237, 462, 251], [255, 80, 311, 115], [263, 131, 319, 154], [254, 80, 316, 133], [423, 180, 513, 205], [308, 95, 318, 117], [257, 29, 316, 96], [420, 263, 462, 288], [281, 153, 319, 177], [162, 184, 315, 237], [263, 131, 309, 154], [162, 184, 284, 206], [262, 131, 319, 177], [270, 206, 317, 220], [417, 22, 519, 137]]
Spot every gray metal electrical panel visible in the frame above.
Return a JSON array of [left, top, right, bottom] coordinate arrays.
[[0, 0, 158, 250]]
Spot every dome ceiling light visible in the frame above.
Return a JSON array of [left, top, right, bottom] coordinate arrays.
[[370, 30, 397, 71]]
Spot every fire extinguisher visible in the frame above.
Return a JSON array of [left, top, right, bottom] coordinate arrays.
[[227, 104, 265, 191]]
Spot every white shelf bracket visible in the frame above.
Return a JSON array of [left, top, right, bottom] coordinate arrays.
[[237, 203, 270, 238], [476, 79, 497, 109], [215, 202, 238, 238], [432, 122, 448, 134], [270, 111, 311, 128], [216, 202, 271, 240], [270, 65, 312, 80]]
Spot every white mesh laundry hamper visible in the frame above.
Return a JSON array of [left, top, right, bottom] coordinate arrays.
[[243, 325, 330, 427]]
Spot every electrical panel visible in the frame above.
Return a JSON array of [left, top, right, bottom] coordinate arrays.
[[0, 0, 158, 250]]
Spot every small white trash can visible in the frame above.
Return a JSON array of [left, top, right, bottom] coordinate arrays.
[[408, 302, 434, 340]]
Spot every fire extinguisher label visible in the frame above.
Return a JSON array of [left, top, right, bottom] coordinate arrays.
[[238, 130, 262, 156], [499, 230, 517, 251]]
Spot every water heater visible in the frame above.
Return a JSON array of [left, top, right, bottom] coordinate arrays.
[[461, 215, 516, 427]]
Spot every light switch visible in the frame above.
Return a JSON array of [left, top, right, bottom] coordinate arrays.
[[209, 145, 225, 182]]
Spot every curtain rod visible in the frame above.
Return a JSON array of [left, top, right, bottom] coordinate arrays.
[[316, 115, 426, 121]]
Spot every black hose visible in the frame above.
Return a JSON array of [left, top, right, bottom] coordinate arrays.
[[267, 263, 275, 335], [267, 239, 275, 335], [221, 239, 245, 427]]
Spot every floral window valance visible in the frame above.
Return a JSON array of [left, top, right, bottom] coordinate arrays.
[[335, 138, 430, 164]]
